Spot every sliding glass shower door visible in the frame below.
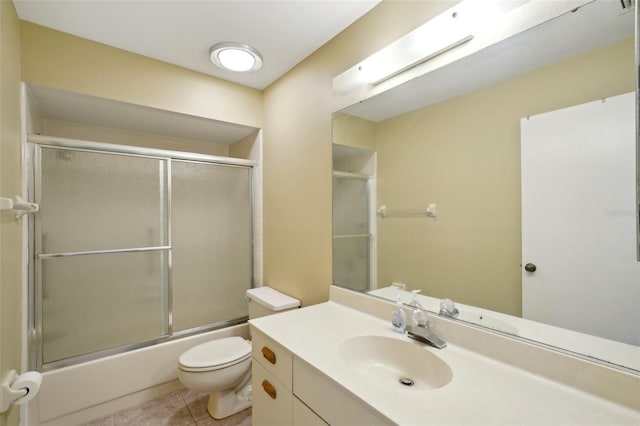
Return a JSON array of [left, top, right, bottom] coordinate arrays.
[[32, 141, 254, 369], [37, 147, 169, 364], [171, 160, 252, 332]]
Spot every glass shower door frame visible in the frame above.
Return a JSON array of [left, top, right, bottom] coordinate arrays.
[[27, 135, 256, 371], [32, 144, 171, 370]]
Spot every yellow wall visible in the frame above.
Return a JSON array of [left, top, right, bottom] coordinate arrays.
[[262, 1, 454, 305], [332, 112, 377, 152], [0, 20, 266, 425], [0, 0, 633, 421], [12, 1, 454, 313], [42, 118, 230, 156], [20, 22, 263, 129], [0, 0, 23, 424], [5, 0, 633, 344], [357, 38, 633, 316]]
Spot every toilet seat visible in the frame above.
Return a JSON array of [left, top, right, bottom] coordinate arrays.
[[179, 337, 251, 373]]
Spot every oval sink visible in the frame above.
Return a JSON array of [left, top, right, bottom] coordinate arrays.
[[338, 335, 453, 390]]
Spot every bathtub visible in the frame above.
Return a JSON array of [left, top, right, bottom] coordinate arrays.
[[25, 324, 249, 426]]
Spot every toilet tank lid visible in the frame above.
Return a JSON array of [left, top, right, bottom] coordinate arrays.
[[246, 286, 300, 311]]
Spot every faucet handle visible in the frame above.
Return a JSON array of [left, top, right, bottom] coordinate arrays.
[[411, 307, 428, 327], [439, 298, 459, 318], [410, 289, 423, 308]]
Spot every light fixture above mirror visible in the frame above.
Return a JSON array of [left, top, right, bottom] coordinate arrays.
[[332, 0, 598, 96]]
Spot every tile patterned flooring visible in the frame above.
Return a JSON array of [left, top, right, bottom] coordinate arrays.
[[82, 389, 251, 426]]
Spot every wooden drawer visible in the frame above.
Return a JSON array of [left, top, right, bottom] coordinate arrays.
[[252, 328, 293, 390], [252, 358, 293, 426]]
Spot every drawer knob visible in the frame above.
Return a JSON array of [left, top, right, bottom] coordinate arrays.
[[262, 346, 276, 365], [261, 379, 277, 399]]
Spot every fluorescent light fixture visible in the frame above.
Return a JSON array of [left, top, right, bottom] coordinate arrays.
[[210, 42, 263, 72], [332, 0, 530, 94], [333, 8, 471, 94]]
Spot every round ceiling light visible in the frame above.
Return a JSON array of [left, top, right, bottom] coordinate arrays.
[[209, 42, 263, 72]]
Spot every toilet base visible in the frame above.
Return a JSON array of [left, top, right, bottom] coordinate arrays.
[[207, 383, 252, 419]]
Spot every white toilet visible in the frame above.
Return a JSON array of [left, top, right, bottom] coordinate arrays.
[[178, 286, 300, 419]]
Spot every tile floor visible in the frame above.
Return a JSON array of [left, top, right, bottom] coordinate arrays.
[[82, 389, 251, 426]]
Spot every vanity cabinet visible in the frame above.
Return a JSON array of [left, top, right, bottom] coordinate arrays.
[[251, 328, 387, 426], [293, 398, 328, 426], [252, 361, 293, 426], [293, 357, 391, 426], [252, 329, 294, 426]]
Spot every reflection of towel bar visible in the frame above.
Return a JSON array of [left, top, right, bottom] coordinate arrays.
[[0, 196, 39, 219], [378, 204, 437, 218], [333, 234, 371, 239]]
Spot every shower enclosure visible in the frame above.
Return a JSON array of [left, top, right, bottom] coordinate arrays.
[[28, 136, 255, 371]]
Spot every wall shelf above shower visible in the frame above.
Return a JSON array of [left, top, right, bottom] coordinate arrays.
[[332, 170, 371, 180], [332, 143, 376, 176], [23, 83, 261, 159]]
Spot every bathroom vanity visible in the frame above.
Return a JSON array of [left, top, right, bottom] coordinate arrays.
[[251, 325, 386, 426], [249, 287, 640, 426]]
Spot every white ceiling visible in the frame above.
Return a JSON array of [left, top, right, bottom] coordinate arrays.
[[12, 0, 381, 90]]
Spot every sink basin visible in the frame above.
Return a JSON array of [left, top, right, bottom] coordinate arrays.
[[338, 335, 453, 390], [458, 311, 519, 335]]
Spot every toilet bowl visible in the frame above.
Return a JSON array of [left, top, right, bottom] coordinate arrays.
[[178, 336, 253, 419], [178, 286, 300, 419]]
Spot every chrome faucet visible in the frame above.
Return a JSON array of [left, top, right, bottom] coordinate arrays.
[[406, 323, 446, 349], [405, 289, 446, 349], [439, 298, 459, 318]]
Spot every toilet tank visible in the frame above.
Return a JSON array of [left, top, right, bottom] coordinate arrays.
[[246, 286, 300, 319]]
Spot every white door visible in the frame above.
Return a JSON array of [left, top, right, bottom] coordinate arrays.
[[521, 92, 640, 345]]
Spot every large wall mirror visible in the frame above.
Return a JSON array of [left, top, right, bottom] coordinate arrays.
[[332, 0, 640, 372]]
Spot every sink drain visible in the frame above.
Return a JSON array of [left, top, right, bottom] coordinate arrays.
[[399, 377, 415, 386]]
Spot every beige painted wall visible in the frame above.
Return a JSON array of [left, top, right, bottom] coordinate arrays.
[[0, 0, 632, 421], [4, 0, 632, 348], [370, 38, 633, 316], [20, 22, 263, 129], [13, 1, 455, 314], [262, 1, 454, 305], [229, 131, 261, 160], [0, 0, 23, 425], [0, 20, 266, 425], [43, 119, 230, 156], [332, 112, 377, 152]]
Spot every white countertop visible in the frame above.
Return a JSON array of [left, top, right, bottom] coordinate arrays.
[[250, 301, 640, 426], [369, 286, 640, 372]]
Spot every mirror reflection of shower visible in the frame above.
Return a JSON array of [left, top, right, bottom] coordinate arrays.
[[332, 143, 376, 292]]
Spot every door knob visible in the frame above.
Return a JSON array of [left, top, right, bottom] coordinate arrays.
[[524, 263, 537, 272]]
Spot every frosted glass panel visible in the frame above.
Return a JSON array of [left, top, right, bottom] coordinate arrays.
[[39, 147, 166, 253], [333, 237, 369, 292], [172, 161, 252, 332], [41, 251, 166, 364], [333, 177, 369, 235]]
